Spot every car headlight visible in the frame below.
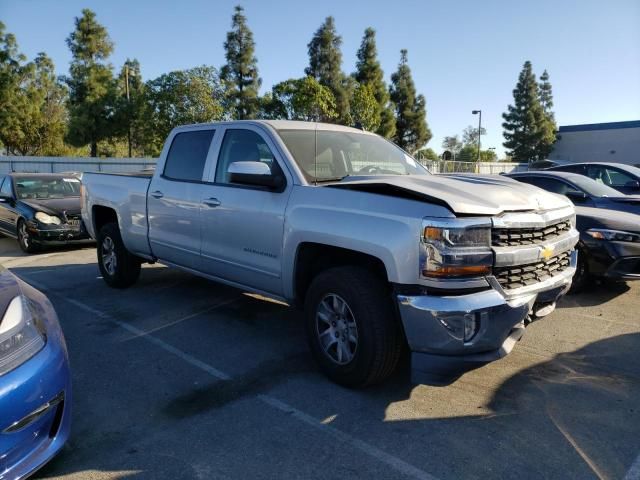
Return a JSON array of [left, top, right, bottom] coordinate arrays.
[[35, 211, 62, 225], [586, 229, 640, 243], [421, 218, 493, 278], [0, 296, 46, 376]]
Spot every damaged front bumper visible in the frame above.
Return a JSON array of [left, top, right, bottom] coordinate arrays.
[[396, 250, 577, 385]]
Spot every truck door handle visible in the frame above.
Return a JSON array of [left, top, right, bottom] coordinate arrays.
[[203, 198, 221, 208], [150, 190, 164, 199]]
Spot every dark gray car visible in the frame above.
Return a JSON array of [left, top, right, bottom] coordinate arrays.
[[507, 171, 640, 215], [548, 162, 640, 195]]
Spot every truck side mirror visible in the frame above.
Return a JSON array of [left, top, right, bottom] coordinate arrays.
[[228, 161, 285, 191]]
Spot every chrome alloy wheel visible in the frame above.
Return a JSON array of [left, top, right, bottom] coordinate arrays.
[[18, 221, 30, 249], [315, 294, 359, 365], [101, 236, 117, 276]]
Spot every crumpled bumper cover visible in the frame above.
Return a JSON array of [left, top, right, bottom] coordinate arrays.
[[397, 251, 576, 384]]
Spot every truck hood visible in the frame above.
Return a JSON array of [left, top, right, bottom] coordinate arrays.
[[328, 174, 570, 215]]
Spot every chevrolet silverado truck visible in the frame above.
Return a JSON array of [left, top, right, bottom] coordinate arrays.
[[81, 121, 579, 387]]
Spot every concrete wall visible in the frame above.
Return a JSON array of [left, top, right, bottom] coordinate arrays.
[[550, 123, 640, 165], [0, 156, 157, 174]]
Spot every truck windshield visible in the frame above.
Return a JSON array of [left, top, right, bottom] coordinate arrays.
[[14, 177, 81, 200], [277, 129, 430, 182]]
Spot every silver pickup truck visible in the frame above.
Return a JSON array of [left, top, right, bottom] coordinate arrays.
[[81, 120, 579, 387]]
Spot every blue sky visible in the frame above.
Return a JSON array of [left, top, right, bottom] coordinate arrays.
[[2, 0, 639, 157]]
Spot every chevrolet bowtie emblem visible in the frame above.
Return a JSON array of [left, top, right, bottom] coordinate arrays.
[[541, 246, 554, 260]]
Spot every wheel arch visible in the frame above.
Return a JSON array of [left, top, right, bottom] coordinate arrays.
[[292, 242, 390, 308]]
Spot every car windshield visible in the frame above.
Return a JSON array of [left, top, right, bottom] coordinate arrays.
[[14, 176, 81, 200], [277, 129, 429, 182], [570, 175, 622, 197]]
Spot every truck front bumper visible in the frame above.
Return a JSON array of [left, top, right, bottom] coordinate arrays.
[[397, 251, 576, 385]]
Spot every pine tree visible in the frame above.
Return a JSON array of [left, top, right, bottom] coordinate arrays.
[[305, 17, 349, 123], [65, 9, 118, 157], [389, 49, 431, 153], [536, 69, 557, 160], [220, 5, 261, 120], [354, 28, 395, 138], [116, 59, 146, 156], [502, 61, 546, 163], [0, 25, 67, 155]]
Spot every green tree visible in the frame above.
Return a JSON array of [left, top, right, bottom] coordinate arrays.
[[458, 144, 497, 162], [414, 147, 439, 162], [65, 9, 118, 157], [536, 69, 557, 160], [350, 83, 379, 131], [353, 28, 395, 138], [502, 61, 547, 163], [441, 135, 463, 157], [144, 66, 224, 155], [116, 58, 147, 156], [305, 17, 349, 123], [389, 49, 431, 153], [0, 24, 67, 156], [462, 124, 487, 147], [220, 5, 261, 120], [0, 22, 29, 155], [262, 76, 337, 122]]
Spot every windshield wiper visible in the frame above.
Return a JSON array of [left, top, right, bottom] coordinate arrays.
[[314, 175, 351, 184]]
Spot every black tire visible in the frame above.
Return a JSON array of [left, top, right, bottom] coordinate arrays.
[[17, 219, 39, 254], [97, 222, 141, 288], [569, 246, 588, 294], [304, 266, 404, 388]]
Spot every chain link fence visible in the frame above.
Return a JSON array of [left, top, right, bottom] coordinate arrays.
[[0, 156, 527, 177], [419, 160, 528, 175], [0, 156, 157, 175]]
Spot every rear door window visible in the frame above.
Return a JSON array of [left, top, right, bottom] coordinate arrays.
[[163, 130, 215, 182], [517, 176, 572, 195]]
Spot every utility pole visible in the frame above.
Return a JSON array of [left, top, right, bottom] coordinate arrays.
[[472, 109, 482, 162], [125, 64, 132, 158]]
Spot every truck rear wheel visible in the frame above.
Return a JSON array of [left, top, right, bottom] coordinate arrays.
[[304, 266, 403, 387], [97, 222, 141, 288]]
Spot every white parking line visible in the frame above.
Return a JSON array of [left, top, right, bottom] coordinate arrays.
[[625, 453, 640, 480], [24, 277, 439, 480]]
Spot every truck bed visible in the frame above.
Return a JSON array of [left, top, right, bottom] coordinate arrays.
[[81, 171, 152, 258]]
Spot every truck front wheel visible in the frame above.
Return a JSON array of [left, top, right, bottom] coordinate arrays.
[[304, 266, 404, 387], [97, 222, 141, 288]]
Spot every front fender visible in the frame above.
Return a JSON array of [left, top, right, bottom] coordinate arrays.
[[281, 185, 454, 299]]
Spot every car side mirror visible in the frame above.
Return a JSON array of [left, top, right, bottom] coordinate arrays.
[[565, 190, 588, 203], [228, 161, 284, 191]]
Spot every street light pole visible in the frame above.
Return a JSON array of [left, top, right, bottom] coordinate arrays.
[[472, 110, 482, 162], [125, 64, 132, 158]]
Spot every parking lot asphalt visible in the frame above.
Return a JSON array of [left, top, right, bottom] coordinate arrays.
[[1, 236, 639, 480]]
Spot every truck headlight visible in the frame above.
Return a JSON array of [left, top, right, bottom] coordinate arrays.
[[35, 212, 62, 225], [0, 296, 46, 376], [586, 229, 640, 243], [421, 218, 493, 278]]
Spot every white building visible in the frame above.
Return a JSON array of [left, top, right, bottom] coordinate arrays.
[[549, 120, 640, 166]]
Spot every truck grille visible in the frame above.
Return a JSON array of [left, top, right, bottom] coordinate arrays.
[[494, 251, 571, 290], [492, 220, 572, 247]]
